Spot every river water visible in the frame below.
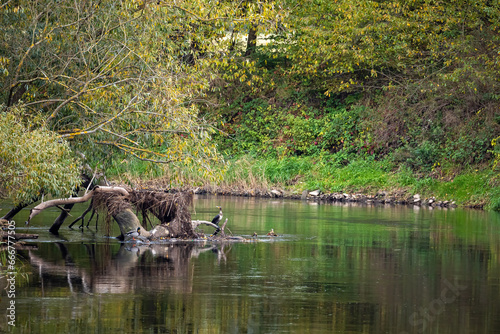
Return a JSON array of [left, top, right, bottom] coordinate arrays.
[[1, 195, 500, 333]]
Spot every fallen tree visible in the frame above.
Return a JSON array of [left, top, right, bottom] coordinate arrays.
[[27, 186, 211, 240]]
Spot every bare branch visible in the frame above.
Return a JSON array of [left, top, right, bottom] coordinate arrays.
[[57, 95, 140, 139], [192, 220, 220, 230], [28, 186, 130, 223]]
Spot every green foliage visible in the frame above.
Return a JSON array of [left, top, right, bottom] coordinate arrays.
[[0, 107, 81, 205], [216, 92, 374, 160], [0, 0, 225, 183], [406, 141, 440, 172], [1, 0, 497, 209], [490, 136, 500, 170], [270, 0, 500, 97]]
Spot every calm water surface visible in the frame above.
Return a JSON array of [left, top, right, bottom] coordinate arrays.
[[1, 196, 500, 333]]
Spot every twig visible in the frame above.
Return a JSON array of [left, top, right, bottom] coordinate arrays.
[[56, 205, 72, 214], [86, 208, 97, 228], [68, 199, 94, 228]]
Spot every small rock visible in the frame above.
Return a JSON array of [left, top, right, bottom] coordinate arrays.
[[309, 190, 321, 197], [271, 189, 282, 197], [301, 190, 308, 200]]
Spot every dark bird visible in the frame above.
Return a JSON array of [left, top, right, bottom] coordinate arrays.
[[212, 206, 223, 226], [267, 228, 278, 237], [252, 232, 258, 238], [125, 227, 141, 240]]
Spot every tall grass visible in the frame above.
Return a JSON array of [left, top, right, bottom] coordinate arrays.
[[108, 153, 499, 210]]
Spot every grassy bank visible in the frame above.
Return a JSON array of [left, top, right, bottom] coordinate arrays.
[[107, 154, 500, 211], [222, 155, 499, 210]]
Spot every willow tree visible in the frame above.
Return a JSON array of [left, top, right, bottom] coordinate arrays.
[[2, 0, 224, 166], [0, 0, 285, 168], [0, 107, 82, 221], [0, 0, 287, 236], [0, 0, 222, 233]]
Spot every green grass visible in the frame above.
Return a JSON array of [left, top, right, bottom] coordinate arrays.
[[388, 165, 499, 209], [415, 170, 499, 209], [307, 158, 392, 193], [107, 153, 499, 210], [222, 155, 499, 209]]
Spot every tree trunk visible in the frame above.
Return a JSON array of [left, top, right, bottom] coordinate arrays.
[[49, 203, 75, 234], [113, 208, 150, 240], [245, 23, 258, 56], [28, 186, 129, 223], [1, 198, 38, 221]]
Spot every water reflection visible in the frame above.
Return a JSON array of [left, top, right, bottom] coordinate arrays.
[[1, 197, 500, 333], [24, 242, 230, 296]]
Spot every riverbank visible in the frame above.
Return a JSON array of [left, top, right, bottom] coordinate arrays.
[[189, 186, 461, 209], [111, 155, 499, 211], [128, 180, 477, 210]]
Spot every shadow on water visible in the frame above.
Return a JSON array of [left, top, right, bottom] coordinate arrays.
[[1, 196, 500, 333]]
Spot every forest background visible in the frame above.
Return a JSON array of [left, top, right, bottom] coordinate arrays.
[[1, 0, 499, 211]]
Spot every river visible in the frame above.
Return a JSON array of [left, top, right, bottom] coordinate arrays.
[[1, 195, 500, 333]]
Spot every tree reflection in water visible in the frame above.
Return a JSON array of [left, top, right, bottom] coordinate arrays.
[[26, 242, 226, 295]]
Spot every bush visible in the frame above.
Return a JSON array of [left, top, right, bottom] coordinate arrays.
[[0, 107, 81, 205], [408, 141, 440, 171]]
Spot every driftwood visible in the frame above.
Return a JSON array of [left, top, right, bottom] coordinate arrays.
[[191, 220, 220, 230], [192, 218, 232, 238], [27, 186, 202, 240], [1, 198, 39, 221], [114, 208, 151, 239], [49, 202, 75, 234], [24, 186, 248, 242], [28, 186, 130, 222]]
